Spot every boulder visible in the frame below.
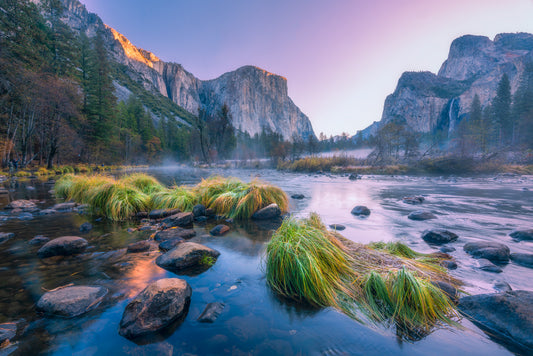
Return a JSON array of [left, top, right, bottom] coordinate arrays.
[[192, 204, 206, 217], [210, 225, 230, 236], [329, 224, 346, 231], [162, 212, 194, 228], [159, 238, 185, 252], [127, 240, 152, 253], [0, 320, 25, 344], [0, 232, 15, 244], [440, 246, 456, 253], [510, 253, 533, 268], [79, 222, 93, 233], [5, 200, 37, 211], [402, 196, 425, 205], [510, 229, 533, 241], [348, 174, 362, 180], [421, 229, 458, 244], [155, 228, 196, 242], [52, 202, 76, 211], [477, 258, 503, 273], [408, 210, 436, 221], [252, 204, 281, 220], [351, 205, 371, 216], [118, 278, 191, 339], [29, 235, 49, 245], [291, 194, 305, 200], [458, 291, 533, 351], [156, 242, 220, 272], [148, 208, 179, 219], [441, 260, 458, 270], [37, 236, 88, 258], [36, 285, 107, 317], [197, 302, 225, 323], [464, 241, 510, 263], [205, 208, 215, 218]]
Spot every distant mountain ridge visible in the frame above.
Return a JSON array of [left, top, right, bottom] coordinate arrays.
[[52, 0, 315, 140], [361, 32, 533, 140]]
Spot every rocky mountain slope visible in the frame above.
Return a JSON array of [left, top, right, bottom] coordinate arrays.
[[362, 33, 533, 139], [53, 0, 315, 140]]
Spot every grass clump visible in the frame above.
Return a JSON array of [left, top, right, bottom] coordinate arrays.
[[151, 186, 198, 211], [265, 213, 459, 336], [87, 182, 150, 221], [119, 173, 165, 195], [199, 254, 216, 267]]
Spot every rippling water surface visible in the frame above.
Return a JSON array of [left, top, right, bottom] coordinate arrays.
[[0, 168, 532, 355]]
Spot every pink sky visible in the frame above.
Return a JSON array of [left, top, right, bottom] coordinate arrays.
[[82, 0, 533, 136]]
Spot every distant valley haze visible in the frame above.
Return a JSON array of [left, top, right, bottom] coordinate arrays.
[[82, 0, 533, 137]]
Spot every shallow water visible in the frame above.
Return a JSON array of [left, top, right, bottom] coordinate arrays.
[[0, 169, 532, 355]]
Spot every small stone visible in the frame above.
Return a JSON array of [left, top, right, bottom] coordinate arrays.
[[210, 225, 230, 236], [329, 224, 346, 231], [197, 302, 225, 323], [162, 212, 194, 228], [493, 281, 512, 293], [148, 208, 179, 219], [291, 194, 305, 199], [351, 205, 370, 216], [348, 174, 361, 180], [477, 258, 503, 273], [0, 232, 15, 244], [155, 228, 196, 241], [205, 208, 215, 217], [159, 238, 185, 252], [408, 210, 436, 221], [52, 202, 76, 211], [510, 253, 533, 268], [193, 204, 206, 217], [29, 235, 49, 245], [510, 229, 533, 241], [431, 281, 458, 302], [39, 209, 57, 215], [252, 204, 281, 220], [440, 246, 456, 253], [402, 196, 425, 205], [441, 260, 458, 270], [79, 222, 93, 233], [421, 229, 458, 244], [127, 240, 151, 253]]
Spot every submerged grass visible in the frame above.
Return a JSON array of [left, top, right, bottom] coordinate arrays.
[[265, 213, 460, 335]]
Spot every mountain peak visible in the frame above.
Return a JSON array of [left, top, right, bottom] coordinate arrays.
[[107, 26, 160, 68]]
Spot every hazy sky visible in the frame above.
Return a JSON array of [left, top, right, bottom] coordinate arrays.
[[82, 0, 533, 136]]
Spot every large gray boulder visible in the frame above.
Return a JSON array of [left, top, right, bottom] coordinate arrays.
[[421, 229, 458, 244], [458, 291, 533, 351], [464, 241, 510, 263], [156, 242, 220, 272], [36, 285, 107, 317], [162, 212, 194, 228], [37, 236, 88, 258], [510, 229, 533, 241], [252, 203, 281, 220], [119, 278, 191, 339], [408, 210, 436, 221]]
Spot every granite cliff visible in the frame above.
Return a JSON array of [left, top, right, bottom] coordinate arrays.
[[51, 0, 315, 140], [363, 33, 533, 139]]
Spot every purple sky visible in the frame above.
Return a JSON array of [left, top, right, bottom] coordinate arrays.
[[82, 0, 533, 136]]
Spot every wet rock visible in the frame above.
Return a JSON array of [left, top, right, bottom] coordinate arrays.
[[0, 320, 25, 344], [329, 224, 346, 231], [193, 204, 206, 217], [162, 212, 194, 228], [458, 290, 533, 351], [148, 208, 179, 219], [17, 212, 33, 220], [127, 240, 151, 253], [0, 232, 15, 244], [52, 202, 76, 211], [39, 209, 57, 215], [155, 228, 196, 242], [119, 278, 191, 339], [197, 302, 225, 323], [36, 285, 107, 317], [348, 173, 362, 180], [510, 229, 533, 241], [402, 196, 425, 205], [5, 200, 37, 211], [440, 246, 456, 253], [408, 210, 436, 221], [291, 194, 305, 199], [79, 222, 93, 233], [510, 253, 533, 268], [210, 225, 230, 236], [477, 258, 503, 273], [29, 235, 49, 245], [159, 238, 185, 252], [252, 203, 281, 220], [195, 216, 207, 223], [138, 225, 152, 231], [431, 281, 458, 302], [156, 242, 220, 272], [205, 208, 215, 218], [136, 211, 149, 219], [37, 236, 88, 258], [493, 281, 512, 293], [441, 260, 458, 270], [421, 229, 458, 244], [351, 205, 370, 216], [464, 241, 510, 263]]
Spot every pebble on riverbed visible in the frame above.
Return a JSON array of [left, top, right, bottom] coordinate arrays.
[[210, 225, 230, 236], [197, 302, 225, 323], [351, 205, 370, 216]]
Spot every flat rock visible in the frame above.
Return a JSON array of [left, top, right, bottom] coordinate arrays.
[[148, 208, 180, 219], [210, 225, 230, 236], [192, 204, 206, 217], [159, 238, 185, 252], [155, 228, 196, 242], [402, 196, 425, 205], [36, 285, 107, 317], [464, 241, 510, 263], [477, 258, 503, 273], [351, 205, 370, 216], [29, 235, 49, 245], [5, 200, 37, 210], [39, 209, 57, 215], [510, 229, 533, 241], [291, 194, 305, 200], [119, 278, 191, 339], [52, 202, 76, 211], [37, 236, 88, 258], [421, 229, 458, 244], [0, 321, 23, 344], [408, 210, 436, 221], [79, 222, 93, 233], [252, 203, 281, 220], [458, 290, 533, 351], [17, 212, 33, 220], [329, 224, 346, 231], [162, 212, 194, 228], [156, 242, 220, 272], [197, 302, 225, 323], [510, 253, 533, 268], [127, 240, 152, 253], [0, 232, 15, 244]]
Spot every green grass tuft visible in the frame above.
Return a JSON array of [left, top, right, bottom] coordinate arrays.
[[119, 173, 165, 195], [151, 186, 198, 211]]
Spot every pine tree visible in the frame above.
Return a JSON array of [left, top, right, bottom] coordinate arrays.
[[492, 73, 512, 146]]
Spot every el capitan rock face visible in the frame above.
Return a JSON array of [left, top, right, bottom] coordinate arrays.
[[52, 0, 315, 141], [363, 33, 533, 139]]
